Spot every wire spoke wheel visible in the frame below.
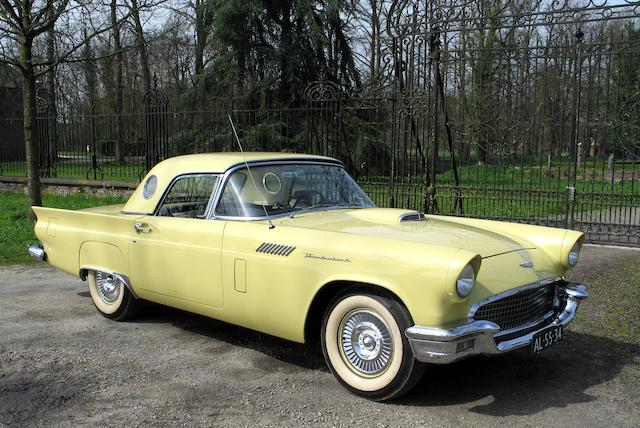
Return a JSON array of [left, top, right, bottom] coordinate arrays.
[[95, 271, 122, 303], [87, 270, 141, 321]]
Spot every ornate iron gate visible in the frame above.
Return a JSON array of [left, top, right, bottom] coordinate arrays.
[[303, 0, 640, 246], [143, 75, 170, 179], [2, 0, 638, 246]]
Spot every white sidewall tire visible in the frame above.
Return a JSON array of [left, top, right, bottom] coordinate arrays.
[[324, 295, 404, 392], [88, 271, 125, 315]]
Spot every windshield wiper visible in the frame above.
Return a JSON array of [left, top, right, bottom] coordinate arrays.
[[289, 203, 363, 218]]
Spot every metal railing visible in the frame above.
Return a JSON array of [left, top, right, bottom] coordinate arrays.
[[0, 0, 639, 246]]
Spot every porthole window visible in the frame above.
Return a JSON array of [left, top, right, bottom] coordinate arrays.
[[262, 172, 282, 195], [143, 175, 157, 199]]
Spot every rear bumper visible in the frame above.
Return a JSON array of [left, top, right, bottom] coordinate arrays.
[[405, 281, 588, 364], [27, 243, 46, 262]]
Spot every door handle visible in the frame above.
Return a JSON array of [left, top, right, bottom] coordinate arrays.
[[134, 223, 152, 233]]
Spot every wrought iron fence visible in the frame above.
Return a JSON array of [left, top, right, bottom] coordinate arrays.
[[0, 0, 639, 246]]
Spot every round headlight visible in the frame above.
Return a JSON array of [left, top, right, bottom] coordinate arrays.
[[456, 263, 476, 298], [568, 242, 580, 267]]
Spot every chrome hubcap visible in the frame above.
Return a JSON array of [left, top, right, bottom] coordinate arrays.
[[95, 271, 121, 303], [340, 309, 393, 376]]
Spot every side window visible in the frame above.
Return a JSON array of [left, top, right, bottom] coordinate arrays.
[[157, 175, 219, 219]]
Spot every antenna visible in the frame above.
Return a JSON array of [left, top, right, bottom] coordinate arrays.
[[228, 115, 275, 230]]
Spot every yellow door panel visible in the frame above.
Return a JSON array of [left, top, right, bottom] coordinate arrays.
[[128, 216, 225, 308]]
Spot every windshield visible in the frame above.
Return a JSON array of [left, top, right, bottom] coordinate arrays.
[[215, 163, 375, 218]]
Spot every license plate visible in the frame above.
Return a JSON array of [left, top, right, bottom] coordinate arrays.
[[531, 325, 563, 354]]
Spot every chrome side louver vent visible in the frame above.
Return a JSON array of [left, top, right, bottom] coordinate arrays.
[[256, 242, 296, 257], [399, 212, 426, 222]]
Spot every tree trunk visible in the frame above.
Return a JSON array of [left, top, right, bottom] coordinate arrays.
[[83, 29, 98, 109], [277, 2, 293, 104], [194, 0, 206, 76], [46, 0, 58, 165], [21, 37, 42, 219], [369, 0, 379, 79], [131, 0, 151, 94], [111, 0, 125, 162]]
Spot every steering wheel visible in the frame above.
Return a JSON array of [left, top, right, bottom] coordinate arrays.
[[292, 189, 325, 208]]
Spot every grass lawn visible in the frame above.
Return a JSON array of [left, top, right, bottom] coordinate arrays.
[[1, 159, 637, 261], [436, 163, 639, 194], [1, 162, 144, 183], [570, 255, 640, 344], [3, 158, 639, 191], [0, 192, 127, 265]]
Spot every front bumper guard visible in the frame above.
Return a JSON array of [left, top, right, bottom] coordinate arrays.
[[405, 282, 588, 364]]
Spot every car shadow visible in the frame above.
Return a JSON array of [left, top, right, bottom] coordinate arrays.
[[129, 304, 639, 415], [134, 303, 327, 371], [395, 331, 639, 415]]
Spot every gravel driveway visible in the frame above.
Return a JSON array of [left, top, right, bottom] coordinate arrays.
[[1, 246, 639, 427]]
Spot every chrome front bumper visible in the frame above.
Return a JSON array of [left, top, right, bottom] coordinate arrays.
[[27, 243, 46, 262], [405, 282, 588, 364]]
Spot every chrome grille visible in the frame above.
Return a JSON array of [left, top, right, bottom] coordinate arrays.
[[471, 282, 557, 331]]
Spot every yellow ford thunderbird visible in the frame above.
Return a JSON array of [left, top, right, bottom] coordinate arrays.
[[29, 152, 587, 400]]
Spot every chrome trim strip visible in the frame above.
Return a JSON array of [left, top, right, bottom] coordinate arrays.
[[467, 276, 561, 322], [79, 267, 138, 299], [493, 310, 555, 338], [212, 205, 368, 222], [225, 157, 343, 170], [112, 272, 137, 299], [120, 211, 149, 216], [406, 320, 500, 342], [204, 174, 224, 219], [405, 281, 588, 364], [27, 243, 45, 262]]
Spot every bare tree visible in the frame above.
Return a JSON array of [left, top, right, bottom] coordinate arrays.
[[46, 0, 59, 164], [0, 0, 70, 217], [111, 0, 125, 162], [353, 0, 389, 84], [129, 0, 152, 93], [0, 0, 138, 218], [193, 0, 212, 76], [155, 13, 192, 91]]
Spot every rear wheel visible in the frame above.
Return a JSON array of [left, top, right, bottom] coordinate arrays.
[[87, 270, 141, 321], [321, 292, 425, 401]]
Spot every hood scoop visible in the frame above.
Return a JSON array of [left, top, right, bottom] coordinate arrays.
[[399, 212, 426, 222]]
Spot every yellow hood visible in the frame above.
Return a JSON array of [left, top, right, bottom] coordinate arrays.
[[280, 208, 533, 258]]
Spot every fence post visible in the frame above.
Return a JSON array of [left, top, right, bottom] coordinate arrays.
[[429, 26, 463, 215], [143, 74, 169, 177], [567, 28, 584, 229], [35, 96, 51, 178]]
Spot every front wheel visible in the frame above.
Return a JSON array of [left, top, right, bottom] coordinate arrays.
[[321, 292, 425, 401], [87, 270, 141, 321]]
